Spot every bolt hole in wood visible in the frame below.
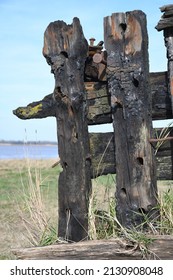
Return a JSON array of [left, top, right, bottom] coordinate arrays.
[[136, 157, 144, 165], [60, 51, 69, 58], [132, 77, 139, 87], [121, 188, 127, 198], [119, 23, 127, 32], [57, 86, 62, 93], [64, 162, 68, 168]]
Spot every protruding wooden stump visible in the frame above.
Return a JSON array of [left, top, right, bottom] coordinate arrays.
[[104, 11, 159, 228]]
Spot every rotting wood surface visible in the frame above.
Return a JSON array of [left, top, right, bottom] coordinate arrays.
[[89, 130, 173, 180], [12, 235, 173, 260], [156, 4, 173, 115], [155, 5, 173, 31], [42, 18, 92, 242], [104, 10, 159, 228]]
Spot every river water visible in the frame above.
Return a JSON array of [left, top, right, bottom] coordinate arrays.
[[0, 144, 58, 159]]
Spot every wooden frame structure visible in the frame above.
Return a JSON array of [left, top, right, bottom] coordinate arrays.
[[13, 6, 173, 243]]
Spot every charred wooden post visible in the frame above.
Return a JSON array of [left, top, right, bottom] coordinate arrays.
[[43, 18, 92, 242], [104, 11, 159, 228], [156, 5, 173, 115]]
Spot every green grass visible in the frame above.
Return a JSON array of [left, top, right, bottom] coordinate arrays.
[[0, 160, 58, 200], [0, 159, 59, 259]]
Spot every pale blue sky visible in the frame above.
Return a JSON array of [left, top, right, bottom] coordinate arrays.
[[0, 0, 172, 141]]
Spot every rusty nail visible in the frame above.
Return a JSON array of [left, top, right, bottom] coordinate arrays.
[[51, 158, 61, 168], [149, 136, 173, 143], [89, 38, 95, 46]]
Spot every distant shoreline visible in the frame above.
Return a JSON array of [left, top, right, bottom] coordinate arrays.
[[0, 141, 57, 146], [0, 142, 58, 160]]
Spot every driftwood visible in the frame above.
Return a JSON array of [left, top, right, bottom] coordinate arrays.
[[13, 235, 173, 260], [104, 10, 158, 228]]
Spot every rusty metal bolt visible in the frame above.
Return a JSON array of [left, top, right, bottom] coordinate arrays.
[[89, 38, 96, 46]]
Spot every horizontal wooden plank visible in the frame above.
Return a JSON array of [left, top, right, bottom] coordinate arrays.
[[90, 132, 115, 177], [155, 18, 173, 31], [88, 72, 172, 124], [150, 72, 172, 120], [156, 5, 173, 31], [87, 72, 171, 124], [156, 156, 173, 180], [90, 130, 173, 180], [13, 72, 172, 124], [13, 235, 173, 260], [160, 4, 173, 12], [86, 82, 112, 124]]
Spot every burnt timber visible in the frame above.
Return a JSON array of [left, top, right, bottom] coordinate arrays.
[[155, 5, 173, 31], [42, 18, 92, 242], [156, 4, 173, 114], [89, 130, 173, 180], [13, 71, 171, 123], [13, 8, 173, 242], [104, 10, 158, 228]]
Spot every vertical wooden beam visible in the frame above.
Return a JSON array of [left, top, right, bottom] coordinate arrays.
[[164, 28, 173, 114], [156, 5, 173, 115], [104, 11, 159, 228], [43, 18, 92, 242]]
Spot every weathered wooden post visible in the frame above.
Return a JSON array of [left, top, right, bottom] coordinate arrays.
[[104, 11, 159, 228], [156, 4, 173, 114], [42, 18, 92, 242]]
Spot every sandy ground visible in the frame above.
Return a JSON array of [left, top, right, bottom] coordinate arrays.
[[0, 158, 57, 171]]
